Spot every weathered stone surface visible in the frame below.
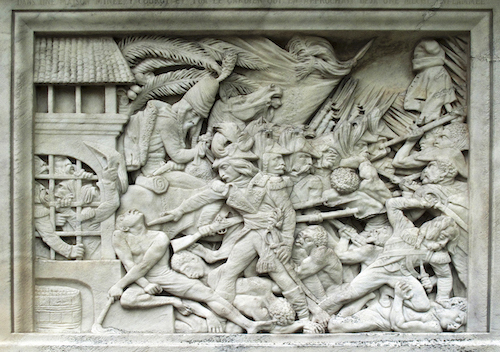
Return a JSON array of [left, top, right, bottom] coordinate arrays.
[[1, 1, 500, 350]]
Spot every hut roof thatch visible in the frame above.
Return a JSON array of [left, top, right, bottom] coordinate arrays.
[[34, 37, 135, 84]]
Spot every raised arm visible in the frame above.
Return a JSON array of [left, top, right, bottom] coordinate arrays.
[[392, 131, 427, 169]]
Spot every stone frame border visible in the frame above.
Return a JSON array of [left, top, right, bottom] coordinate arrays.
[[1, 4, 499, 351]]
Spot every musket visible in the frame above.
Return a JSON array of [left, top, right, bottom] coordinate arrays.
[[295, 208, 358, 223], [293, 198, 327, 211], [380, 113, 460, 149], [170, 216, 243, 253]]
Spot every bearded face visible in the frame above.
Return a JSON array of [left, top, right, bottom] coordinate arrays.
[[288, 152, 313, 175], [421, 162, 447, 184], [264, 153, 286, 175], [54, 157, 75, 175]]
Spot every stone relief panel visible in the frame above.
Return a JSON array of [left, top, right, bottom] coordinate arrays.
[[32, 33, 469, 334]]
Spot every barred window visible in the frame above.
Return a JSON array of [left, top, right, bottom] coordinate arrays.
[[34, 155, 102, 260]]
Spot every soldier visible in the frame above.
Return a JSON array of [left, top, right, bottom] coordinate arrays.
[[319, 196, 459, 315], [108, 209, 273, 334], [159, 143, 326, 331]]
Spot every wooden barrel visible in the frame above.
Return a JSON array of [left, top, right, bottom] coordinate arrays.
[[35, 285, 82, 333]]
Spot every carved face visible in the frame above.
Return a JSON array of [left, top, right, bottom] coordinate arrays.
[[54, 157, 75, 175], [119, 209, 145, 229], [320, 147, 341, 169], [434, 131, 455, 149], [289, 152, 313, 175], [182, 110, 201, 132], [178, 256, 205, 279], [265, 153, 285, 175], [365, 227, 392, 246], [434, 304, 466, 331], [218, 162, 241, 183], [419, 128, 442, 150], [54, 181, 74, 200], [270, 96, 282, 109], [295, 230, 316, 253], [421, 161, 447, 184], [352, 142, 369, 158]]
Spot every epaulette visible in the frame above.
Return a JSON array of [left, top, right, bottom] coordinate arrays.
[[250, 172, 269, 188]]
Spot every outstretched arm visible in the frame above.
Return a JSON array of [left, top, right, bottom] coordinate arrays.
[[181, 299, 224, 333], [392, 130, 426, 169], [156, 183, 228, 225], [86, 166, 120, 223]]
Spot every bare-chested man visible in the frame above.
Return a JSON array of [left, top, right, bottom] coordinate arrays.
[[107, 209, 273, 333]]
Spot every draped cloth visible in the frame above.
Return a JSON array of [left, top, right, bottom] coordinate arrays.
[[221, 37, 359, 125]]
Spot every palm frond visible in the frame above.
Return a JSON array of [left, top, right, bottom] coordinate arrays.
[[120, 36, 219, 72], [117, 35, 154, 50], [440, 37, 468, 111], [131, 58, 181, 74], [199, 38, 269, 70], [219, 73, 259, 100], [382, 96, 418, 137], [129, 68, 209, 114]]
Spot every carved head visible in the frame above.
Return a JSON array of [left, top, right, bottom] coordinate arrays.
[[365, 226, 393, 246], [419, 127, 443, 150], [262, 152, 286, 176], [116, 209, 145, 232], [286, 151, 314, 175], [296, 225, 328, 252], [54, 180, 75, 202], [280, 130, 320, 175], [434, 297, 467, 332], [312, 134, 341, 169], [216, 158, 258, 183], [435, 123, 469, 151], [54, 156, 75, 175], [420, 215, 459, 252], [174, 99, 202, 133], [171, 251, 205, 279], [267, 297, 296, 326], [316, 146, 341, 169], [421, 160, 458, 185]]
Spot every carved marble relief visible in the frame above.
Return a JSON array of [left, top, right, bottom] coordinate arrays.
[[32, 34, 469, 334]]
